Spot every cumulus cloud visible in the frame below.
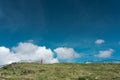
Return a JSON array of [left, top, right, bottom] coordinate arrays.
[[95, 39, 105, 44], [54, 47, 80, 60], [95, 49, 114, 58], [0, 42, 59, 66], [0, 46, 20, 65], [13, 42, 59, 63]]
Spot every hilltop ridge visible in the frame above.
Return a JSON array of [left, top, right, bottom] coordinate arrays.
[[0, 63, 120, 80]]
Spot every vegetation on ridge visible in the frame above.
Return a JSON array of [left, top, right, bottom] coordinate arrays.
[[0, 63, 120, 80]]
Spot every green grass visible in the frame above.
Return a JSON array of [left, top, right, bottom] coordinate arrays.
[[0, 63, 120, 80]]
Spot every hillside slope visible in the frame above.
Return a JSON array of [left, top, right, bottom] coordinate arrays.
[[0, 63, 120, 80]]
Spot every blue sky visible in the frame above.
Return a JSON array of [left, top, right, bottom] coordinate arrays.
[[0, 0, 120, 65]]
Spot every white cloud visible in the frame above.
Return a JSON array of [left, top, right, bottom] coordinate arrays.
[[95, 39, 105, 44], [0, 46, 20, 65], [95, 49, 114, 58], [12, 42, 59, 64], [0, 42, 59, 66], [85, 61, 91, 64], [54, 47, 80, 60], [49, 58, 59, 64]]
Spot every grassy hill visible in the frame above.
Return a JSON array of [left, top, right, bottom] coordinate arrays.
[[0, 63, 120, 80]]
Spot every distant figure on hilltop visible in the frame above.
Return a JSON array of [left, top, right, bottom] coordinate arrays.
[[40, 59, 43, 64]]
